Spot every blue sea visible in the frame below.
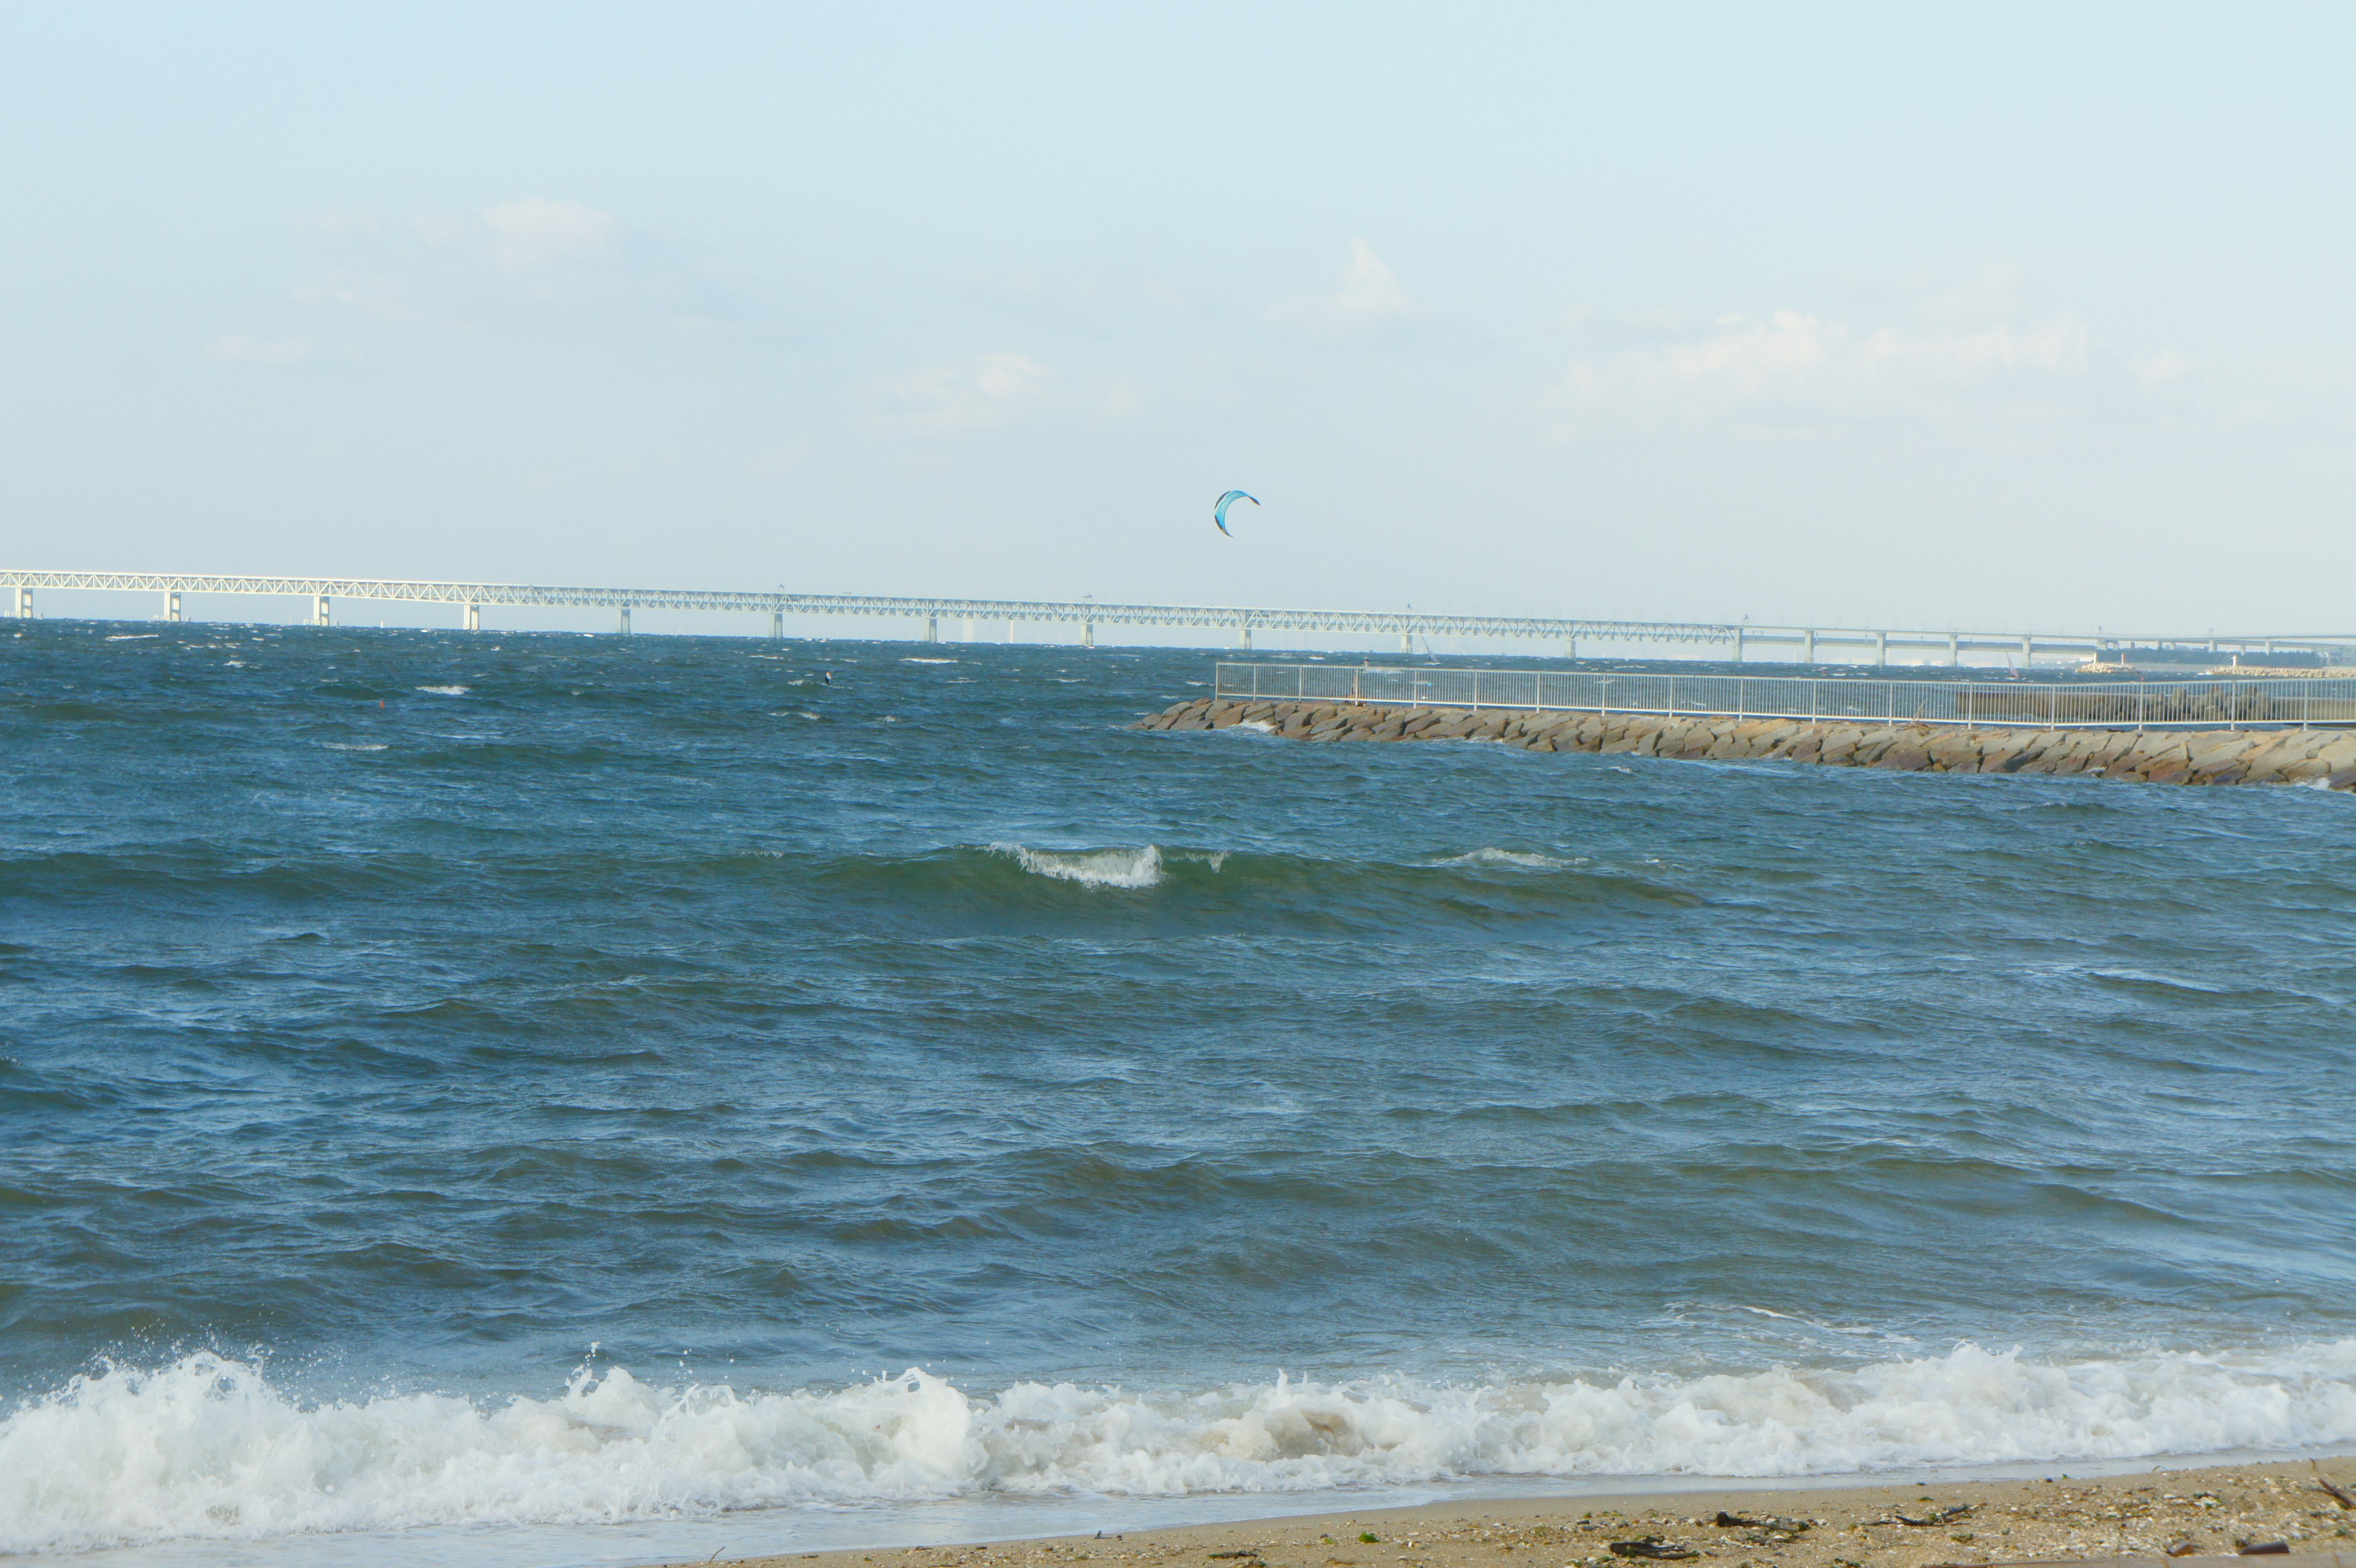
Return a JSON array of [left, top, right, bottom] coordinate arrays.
[[4, 622, 2354, 1566]]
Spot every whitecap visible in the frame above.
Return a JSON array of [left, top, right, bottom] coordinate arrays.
[[106, 634, 158, 641], [990, 843, 1164, 888], [414, 685, 469, 696], [6, 1343, 2355, 1554], [1433, 848, 1576, 870], [903, 658, 958, 664], [323, 742, 388, 752]]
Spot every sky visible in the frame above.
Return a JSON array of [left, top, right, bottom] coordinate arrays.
[[4, 2, 2353, 639]]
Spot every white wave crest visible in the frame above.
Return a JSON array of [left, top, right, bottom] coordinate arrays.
[[323, 742, 388, 752], [990, 843, 1164, 888], [414, 685, 469, 696], [7, 1344, 2356, 1553], [1434, 848, 1577, 870]]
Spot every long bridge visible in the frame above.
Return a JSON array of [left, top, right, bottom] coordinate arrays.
[[4, 569, 2348, 666]]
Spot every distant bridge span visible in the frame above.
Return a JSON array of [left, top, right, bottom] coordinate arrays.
[[3, 569, 2348, 664]]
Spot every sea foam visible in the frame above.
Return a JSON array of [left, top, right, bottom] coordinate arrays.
[[6, 1344, 2356, 1553], [990, 843, 1165, 888]]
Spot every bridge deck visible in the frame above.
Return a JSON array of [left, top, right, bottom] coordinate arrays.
[[4, 569, 2347, 658]]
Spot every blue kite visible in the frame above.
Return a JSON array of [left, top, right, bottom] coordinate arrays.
[[1213, 490, 1259, 536]]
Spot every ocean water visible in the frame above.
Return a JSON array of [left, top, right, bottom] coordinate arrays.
[[4, 623, 2355, 1566]]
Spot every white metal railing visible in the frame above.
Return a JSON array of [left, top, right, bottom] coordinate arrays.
[[1213, 663, 2356, 730]]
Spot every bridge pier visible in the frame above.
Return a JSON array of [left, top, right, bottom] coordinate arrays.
[[1947, 632, 1960, 667], [164, 591, 181, 623], [617, 605, 632, 634], [962, 617, 975, 642], [1874, 631, 1888, 666], [1564, 636, 1577, 660], [1082, 620, 1095, 648], [1802, 628, 1817, 666], [1732, 627, 1743, 663], [313, 594, 331, 627], [775, 611, 787, 639], [1237, 626, 1252, 650], [1399, 631, 1412, 654], [921, 615, 936, 642], [13, 586, 31, 618], [463, 602, 481, 632]]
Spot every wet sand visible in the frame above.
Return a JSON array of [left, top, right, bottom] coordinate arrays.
[[687, 1459, 2356, 1568]]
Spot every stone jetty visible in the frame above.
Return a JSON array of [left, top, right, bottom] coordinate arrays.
[[1136, 698, 2356, 788]]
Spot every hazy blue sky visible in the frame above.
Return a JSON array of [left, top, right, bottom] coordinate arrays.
[[5, 4, 2352, 636]]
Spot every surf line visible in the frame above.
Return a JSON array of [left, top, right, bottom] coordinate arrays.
[[1137, 698, 2356, 788]]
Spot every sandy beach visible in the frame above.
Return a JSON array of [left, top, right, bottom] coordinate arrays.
[[693, 1461, 2356, 1568]]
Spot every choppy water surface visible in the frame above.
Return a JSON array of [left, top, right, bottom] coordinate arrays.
[[4, 623, 2354, 1565]]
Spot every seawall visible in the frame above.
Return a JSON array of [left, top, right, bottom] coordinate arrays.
[[1136, 698, 2356, 788]]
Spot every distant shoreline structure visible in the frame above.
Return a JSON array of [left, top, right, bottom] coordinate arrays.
[[4, 567, 2352, 666]]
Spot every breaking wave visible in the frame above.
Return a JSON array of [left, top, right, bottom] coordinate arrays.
[[1431, 848, 1580, 870], [990, 842, 1165, 888], [7, 1343, 2356, 1553]]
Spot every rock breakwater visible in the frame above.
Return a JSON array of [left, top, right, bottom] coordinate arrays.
[[1136, 698, 2356, 788]]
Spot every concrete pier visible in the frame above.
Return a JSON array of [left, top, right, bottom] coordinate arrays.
[[1137, 698, 2356, 790]]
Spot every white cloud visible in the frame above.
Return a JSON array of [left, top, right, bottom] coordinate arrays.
[[1097, 375, 1147, 421], [300, 196, 755, 332], [2127, 350, 2354, 429], [479, 198, 619, 269], [206, 334, 312, 365], [1268, 239, 1422, 331], [2131, 350, 2196, 386], [1550, 306, 2090, 437], [879, 352, 1057, 434]]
